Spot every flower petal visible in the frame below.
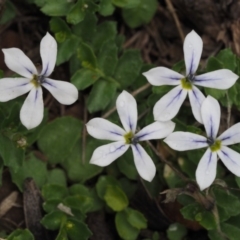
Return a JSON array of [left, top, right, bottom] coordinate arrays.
[[86, 118, 125, 141], [42, 78, 78, 105], [40, 32, 57, 76], [135, 121, 175, 141], [20, 87, 43, 129], [218, 123, 240, 146], [142, 67, 183, 86], [218, 146, 240, 177], [90, 141, 129, 166], [164, 132, 208, 151], [201, 96, 220, 139], [184, 30, 203, 75], [188, 86, 206, 123], [153, 85, 187, 121], [131, 144, 156, 182], [2, 48, 37, 78], [0, 78, 32, 102], [194, 70, 238, 89], [196, 148, 217, 191], [116, 90, 137, 133]]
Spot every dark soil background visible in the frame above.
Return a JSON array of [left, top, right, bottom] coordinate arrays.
[[0, 0, 240, 239]]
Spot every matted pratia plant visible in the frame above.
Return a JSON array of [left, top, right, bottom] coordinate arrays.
[[1, 1, 240, 240]]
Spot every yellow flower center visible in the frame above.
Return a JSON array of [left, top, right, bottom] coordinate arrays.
[[210, 140, 221, 152], [30, 75, 41, 87], [124, 131, 134, 144], [181, 78, 192, 90]]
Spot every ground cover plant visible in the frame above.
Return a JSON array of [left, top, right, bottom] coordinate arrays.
[[1, 1, 240, 240]]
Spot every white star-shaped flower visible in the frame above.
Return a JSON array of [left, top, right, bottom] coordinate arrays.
[[0, 32, 78, 129], [86, 90, 175, 182], [164, 95, 240, 190], [143, 30, 238, 123]]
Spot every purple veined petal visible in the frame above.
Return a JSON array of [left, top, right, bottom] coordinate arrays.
[[196, 148, 217, 191], [20, 87, 44, 129], [135, 121, 175, 141], [40, 32, 57, 77], [188, 86, 206, 124], [42, 78, 78, 105], [194, 70, 238, 89], [116, 90, 137, 133], [218, 146, 240, 177], [142, 67, 183, 86], [164, 132, 208, 151], [183, 30, 203, 76], [90, 141, 129, 166], [2, 48, 37, 79], [131, 144, 156, 182], [86, 118, 125, 141], [153, 85, 188, 121], [0, 78, 32, 102], [218, 123, 240, 146], [201, 96, 220, 139]]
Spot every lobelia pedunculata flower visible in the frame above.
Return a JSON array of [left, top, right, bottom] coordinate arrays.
[[143, 30, 238, 123], [164, 95, 240, 190], [86, 90, 175, 182], [0, 32, 78, 129]]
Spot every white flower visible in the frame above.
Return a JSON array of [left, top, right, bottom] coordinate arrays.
[[143, 30, 238, 123], [164, 95, 240, 190], [86, 90, 175, 182], [0, 32, 78, 129]]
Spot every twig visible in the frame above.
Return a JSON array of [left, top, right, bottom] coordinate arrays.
[[165, 0, 184, 43], [147, 140, 189, 182], [102, 83, 151, 119]]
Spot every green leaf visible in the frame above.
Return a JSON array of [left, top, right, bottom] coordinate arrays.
[[126, 208, 147, 229], [56, 35, 80, 65], [204, 87, 226, 100], [0, 133, 24, 172], [77, 41, 98, 69], [117, 150, 138, 180], [92, 21, 117, 52], [65, 218, 92, 240], [50, 17, 71, 42], [66, 0, 86, 25], [7, 229, 34, 240], [216, 49, 237, 71], [114, 50, 142, 88], [99, 0, 115, 16], [42, 184, 68, 200], [41, 0, 74, 16], [115, 211, 139, 240], [72, 12, 97, 42], [37, 117, 82, 164], [47, 169, 67, 186], [41, 210, 67, 230], [87, 79, 117, 113], [180, 203, 216, 230], [43, 199, 62, 213], [61, 138, 102, 183], [71, 68, 100, 90], [112, 0, 128, 7], [206, 57, 223, 72], [98, 39, 118, 76], [10, 153, 48, 191], [221, 223, 240, 240], [96, 175, 120, 199], [122, 0, 158, 28], [213, 187, 240, 217], [167, 223, 187, 240], [104, 185, 129, 211], [0, 1, 16, 24]]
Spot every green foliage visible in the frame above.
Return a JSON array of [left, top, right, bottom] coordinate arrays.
[[7, 229, 34, 240], [167, 223, 187, 240], [37, 117, 82, 164], [122, 0, 158, 28]]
